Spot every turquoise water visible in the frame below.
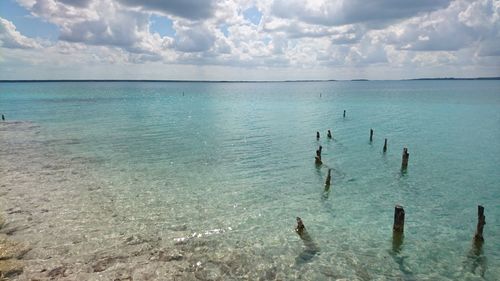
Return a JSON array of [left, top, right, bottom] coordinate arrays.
[[1, 81, 499, 280]]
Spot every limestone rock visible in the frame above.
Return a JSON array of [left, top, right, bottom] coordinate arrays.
[[0, 259, 23, 277], [47, 266, 68, 279], [0, 238, 31, 260]]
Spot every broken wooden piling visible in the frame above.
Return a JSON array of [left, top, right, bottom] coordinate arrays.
[[343, 110, 346, 118], [295, 217, 306, 237], [392, 205, 405, 252], [369, 129, 374, 142], [325, 169, 331, 188], [327, 130, 332, 139], [473, 205, 486, 242], [315, 146, 322, 165], [294, 217, 319, 262], [316, 131, 320, 140], [1, 114, 4, 121], [401, 148, 409, 170], [393, 205, 405, 234], [383, 138, 388, 152]]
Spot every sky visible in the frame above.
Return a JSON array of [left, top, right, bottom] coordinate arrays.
[[0, 0, 499, 80]]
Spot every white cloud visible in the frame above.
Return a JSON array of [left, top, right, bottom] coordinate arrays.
[[1, 0, 499, 79], [270, 0, 452, 27], [0, 18, 41, 49], [119, 0, 216, 20], [173, 22, 215, 52]]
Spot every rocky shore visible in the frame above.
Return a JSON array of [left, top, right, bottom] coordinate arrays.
[[0, 213, 30, 279]]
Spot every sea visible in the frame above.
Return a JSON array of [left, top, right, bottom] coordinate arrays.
[[0, 80, 499, 280]]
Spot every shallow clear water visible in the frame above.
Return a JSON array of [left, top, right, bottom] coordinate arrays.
[[1, 81, 499, 280]]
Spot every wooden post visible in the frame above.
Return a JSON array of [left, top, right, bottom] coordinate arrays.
[[295, 217, 306, 237], [383, 138, 388, 152], [316, 131, 320, 140], [327, 130, 332, 139], [401, 148, 409, 170], [315, 146, 322, 165], [1, 114, 4, 121], [369, 129, 374, 142], [343, 110, 346, 118], [316, 146, 322, 159], [393, 205, 405, 234], [325, 169, 331, 187], [315, 156, 322, 165], [474, 205, 486, 242]]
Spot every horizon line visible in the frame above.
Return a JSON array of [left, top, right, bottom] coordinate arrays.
[[0, 77, 499, 83]]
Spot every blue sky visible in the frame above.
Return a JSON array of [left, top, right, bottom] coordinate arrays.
[[0, 0, 58, 40], [0, 0, 499, 80]]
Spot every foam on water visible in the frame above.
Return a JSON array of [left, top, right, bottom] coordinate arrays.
[[0, 81, 499, 280]]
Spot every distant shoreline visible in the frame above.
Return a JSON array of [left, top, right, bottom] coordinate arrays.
[[0, 77, 499, 83]]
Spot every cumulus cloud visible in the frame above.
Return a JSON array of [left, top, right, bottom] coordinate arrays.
[[0, 17, 41, 49], [2, 0, 499, 79], [55, 0, 92, 8], [375, 0, 499, 53], [270, 0, 452, 27], [174, 22, 215, 52], [119, 0, 215, 20]]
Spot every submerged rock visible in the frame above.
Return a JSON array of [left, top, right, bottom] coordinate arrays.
[[0, 235, 31, 259], [0, 259, 23, 277], [92, 256, 127, 272], [47, 265, 69, 279]]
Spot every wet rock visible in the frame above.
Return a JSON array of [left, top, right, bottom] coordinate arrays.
[[194, 261, 222, 281], [157, 250, 184, 262], [0, 236, 31, 259], [124, 235, 147, 246], [169, 224, 188, 231], [92, 256, 126, 273], [88, 186, 101, 191], [0, 225, 29, 235], [130, 243, 154, 257], [47, 265, 68, 279], [113, 277, 133, 281], [6, 208, 25, 215], [0, 259, 23, 277]]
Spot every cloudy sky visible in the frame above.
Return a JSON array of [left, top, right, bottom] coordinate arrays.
[[0, 0, 499, 80]]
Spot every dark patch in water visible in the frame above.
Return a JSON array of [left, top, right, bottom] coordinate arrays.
[[41, 98, 98, 104], [39, 138, 81, 146]]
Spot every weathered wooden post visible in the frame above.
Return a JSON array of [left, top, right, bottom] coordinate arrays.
[[392, 205, 405, 252], [343, 110, 346, 118], [393, 205, 405, 233], [383, 138, 388, 152], [316, 146, 322, 158], [295, 217, 306, 237], [327, 130, 332, 139], [401, 148, 409, 170], [315, 146, 322, 165], [474, 205, 486, 242], [325, 169, 331, 188], [369, 129, 374, 142], [295, 217, 319, 262], [316, 131, 320, 140], [1, 114, 4, 121], [315, 156, 322, 165]]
